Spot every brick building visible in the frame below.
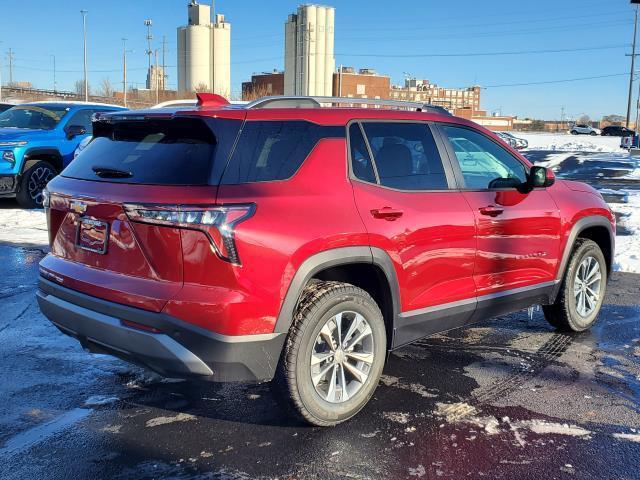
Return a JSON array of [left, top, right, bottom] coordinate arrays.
[[390, 78, 481, 113], [332, 67, 390, 99], [242, 70, 285, 100]]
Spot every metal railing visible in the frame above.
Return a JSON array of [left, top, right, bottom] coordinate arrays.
[[245, 96, 451, 115]]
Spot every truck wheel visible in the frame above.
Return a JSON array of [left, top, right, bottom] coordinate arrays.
[[543, 239, 607, 332], [16, 161, 56, 209], [272, 281, 386, 426]]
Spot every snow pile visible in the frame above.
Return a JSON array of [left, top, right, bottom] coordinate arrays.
[[0, 208, 48, 246], [611, 191, 640, 274], [516, 133, 623, 153]]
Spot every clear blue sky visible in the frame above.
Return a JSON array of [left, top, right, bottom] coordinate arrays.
[[0, 0, 636, 120]]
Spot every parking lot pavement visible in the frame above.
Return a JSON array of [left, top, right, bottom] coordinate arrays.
[[0, 147, 639, 480], [0, 242, 638, 480]]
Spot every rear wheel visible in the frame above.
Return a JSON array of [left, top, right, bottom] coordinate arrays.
[[543, 239, 607, 332], [571, 130, 578, 135], [272, 281, 386, 426], [16, 160, 56, 209]]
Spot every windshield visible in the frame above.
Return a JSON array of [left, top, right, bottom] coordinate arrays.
[[0, 105, 70, 130]]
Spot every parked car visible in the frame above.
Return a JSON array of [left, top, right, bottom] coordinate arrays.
[[0, 101, 126, 208], [570, 124, 601, 136], [37, 94, 615, 426], [0, 103, 14, 113], [601, 125, 635, 137], [493, 131, 518, 149], [73, 135, 92, 159], [494, 131, 528, 150]]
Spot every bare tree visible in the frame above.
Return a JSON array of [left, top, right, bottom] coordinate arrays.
[[194, 83, 210, 93], [74, 79, 91, 96], [99, 77, 114, 98], [241, 84, 272, 101], [578, 114, 591, 125]]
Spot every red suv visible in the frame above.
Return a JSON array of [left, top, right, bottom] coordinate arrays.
[[37, 94, 615, 426]]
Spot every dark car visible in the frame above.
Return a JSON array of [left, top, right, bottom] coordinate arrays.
[[37, 94, 615, 426], [601, 125, 635, 137]]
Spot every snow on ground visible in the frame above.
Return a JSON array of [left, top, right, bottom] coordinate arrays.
[[516, 132, 624, 153], [0, 208, 48, 246], [610, 191, 640, 274]]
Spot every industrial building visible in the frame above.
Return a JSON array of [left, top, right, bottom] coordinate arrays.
[[242, 70, 285, 100], [177, 1, 231, 96], [332, 67, 390, 99], [390, 78, 481, 112], [284, 4, 335, 96], [146, 65, 166, 91]]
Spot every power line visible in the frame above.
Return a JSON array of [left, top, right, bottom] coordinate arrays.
[[483, 73, 628, 88], [336, 44, 627, 59]]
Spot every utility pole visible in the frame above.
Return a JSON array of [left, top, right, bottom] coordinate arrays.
[[7, 48, 14, 85], [51, 55, 57, 93], [161, 35, 167, 92], [627, 3, 639, 128], [122, 38, 128, 107], [154, 49, 159, 104], [81, 10, 89, 101], [560, 106, 565, 132], [144, 19, 153, 89], [0, 41, 3, 102]]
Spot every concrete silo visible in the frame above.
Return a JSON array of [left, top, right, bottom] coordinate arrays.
[[177, 1, 231, 96], [284, 4, 335, 96]]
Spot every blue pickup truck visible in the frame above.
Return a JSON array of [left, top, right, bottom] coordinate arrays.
[[0, 102, 126, 208]]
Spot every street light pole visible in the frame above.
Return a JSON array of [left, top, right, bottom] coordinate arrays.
[[122, 38, 127, 108], [51, 54, 57, 93], [81, 10, 88, 101], [627, 3, 639, 128]]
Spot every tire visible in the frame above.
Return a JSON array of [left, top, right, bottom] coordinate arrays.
[[272, 281, 387, 426], [570, 130, 578, 135], [16, 160, 56, 209], [590, 132, 597, 136], [543, 239, 607, 332]]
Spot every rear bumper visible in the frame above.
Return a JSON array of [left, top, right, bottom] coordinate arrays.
[[36, 278, 285, 382]]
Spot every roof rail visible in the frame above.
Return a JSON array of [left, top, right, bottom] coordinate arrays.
[[245, 96, 451, 115]]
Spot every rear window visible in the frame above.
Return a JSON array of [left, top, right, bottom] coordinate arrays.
[[221, 121, 344, 184], [62, 117, 241, 185]]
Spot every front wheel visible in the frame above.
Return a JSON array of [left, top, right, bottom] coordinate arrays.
[[543, 239, 607, 332], [590, 131, 597, 136], [16, 161, 56, 209], [272, 281, 387, 426]]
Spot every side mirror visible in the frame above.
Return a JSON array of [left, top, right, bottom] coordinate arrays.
[[529, 165, 555, 188], [65, 124, 87, 139]]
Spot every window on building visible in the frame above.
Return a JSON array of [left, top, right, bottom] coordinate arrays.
[[356, 84, 366, 95]]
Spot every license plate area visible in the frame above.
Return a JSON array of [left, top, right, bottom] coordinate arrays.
[[76, 217, 109, 254]]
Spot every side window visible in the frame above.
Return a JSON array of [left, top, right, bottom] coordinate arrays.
[[361, 122, 448, 190], [348, 123, 376, 183], [441, 125, 527, 190], [67, 109, 94, 134], [221, 121, 342, 184]]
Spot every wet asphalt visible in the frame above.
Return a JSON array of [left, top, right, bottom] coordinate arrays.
[[0, 149, 639, 480]]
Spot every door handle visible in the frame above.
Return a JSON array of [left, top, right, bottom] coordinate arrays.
[[371, 207, 404, 221], [479, 205, 504, 217]]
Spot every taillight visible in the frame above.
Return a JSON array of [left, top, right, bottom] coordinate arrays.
[[124, 204, 255, 265]]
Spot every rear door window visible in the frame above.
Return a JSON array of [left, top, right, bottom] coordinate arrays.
[[361, 122, 449, 190], [62, 117, 241, 185], [221, 121, 344, 184], [348, 123, 377, 183]]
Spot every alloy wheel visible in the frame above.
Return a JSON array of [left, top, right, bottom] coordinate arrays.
[[573, 255, 602, 317], [310, 311, 374, 404], [28, 166, 55, 206]]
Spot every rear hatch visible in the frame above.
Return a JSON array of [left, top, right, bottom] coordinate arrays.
[[40, 111, 244, 312]]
